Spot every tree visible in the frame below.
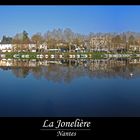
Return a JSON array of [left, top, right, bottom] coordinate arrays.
[[31, 33, 44, 52], [12, 31, 30, 44], [22, 30, 30, 44], [11, 31, 30, 51], [121, 33, 128, 51], [44, 29, 64, 50], [31, 33, 44, 44], [114, 35, 121, 44], [111, 35, 122, 52], [128, 35, 135, 45], [121, 34, 126, 43], [63, 28, 75, 52], [12, 33, 22, 51], [1, 36, 13, 44]]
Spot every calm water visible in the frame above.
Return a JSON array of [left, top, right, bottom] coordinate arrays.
[[0, 58, 140, 117]]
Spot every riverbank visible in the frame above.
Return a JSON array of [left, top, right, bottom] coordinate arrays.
[[1, 52, 140, 59]]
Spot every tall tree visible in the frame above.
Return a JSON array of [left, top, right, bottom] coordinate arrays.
[[31, 33, 44, 51], [64, 28, 74, 52], [128, 35, 135, 45], [22, 30, 30, 44], [31, 33, 43, 44], [1, 36, 13, 44]]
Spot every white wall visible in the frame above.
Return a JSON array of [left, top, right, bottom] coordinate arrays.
[[0, 44, 13, 50]]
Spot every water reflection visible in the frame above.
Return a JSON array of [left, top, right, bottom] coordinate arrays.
[[0, 58, 140, 82], [1, 58, 140, 117]]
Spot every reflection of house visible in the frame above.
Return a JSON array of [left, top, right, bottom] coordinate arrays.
[[0, 59, 13, 66], [129, 58, 140, 64], [0, 59, 62, 67]]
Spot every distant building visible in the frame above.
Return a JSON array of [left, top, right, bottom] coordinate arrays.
[[0, 44, 13, 52], [90, 36, 111, 52], [129, 45, 140, 52]]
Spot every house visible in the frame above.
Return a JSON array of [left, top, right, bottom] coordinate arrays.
[[39, 43, 48, 52], [75, 46, 86, 52], [0, 44, 12, 52], [29, 44, 36, 52], [129, 45, 140, 52], [90, 36, 111, 52]]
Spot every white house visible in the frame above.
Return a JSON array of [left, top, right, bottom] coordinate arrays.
[[38, 43, 48, 52], [0, 44, 13, 52], [29, 44, 36, 52], [29, 43, 48, 52], [29, 44, 36, 49]]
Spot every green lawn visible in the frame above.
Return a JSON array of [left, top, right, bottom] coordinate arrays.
[[4, 51, 140, 59]]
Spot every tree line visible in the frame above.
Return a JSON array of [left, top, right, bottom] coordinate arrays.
[[1, 29, 140, 52]]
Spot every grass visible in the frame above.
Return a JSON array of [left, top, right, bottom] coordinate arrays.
[[4, 52, 95, 59], [3, 51, 140, 59]]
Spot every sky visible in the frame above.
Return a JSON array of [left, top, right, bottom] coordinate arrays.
[[0, 6, 140, 38]]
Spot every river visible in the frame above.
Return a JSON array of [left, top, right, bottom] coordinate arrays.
[[0, 58, 140, 116]]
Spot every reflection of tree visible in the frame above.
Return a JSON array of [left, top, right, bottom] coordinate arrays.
[[42, 61, 87, 83], [11, 67, 29, 78], [127, 64, 134, 72], [0, 67, 11, 71], [31, 66, 42, 79], [44, 64, 68, 83], [1, 58, 140, 81]]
